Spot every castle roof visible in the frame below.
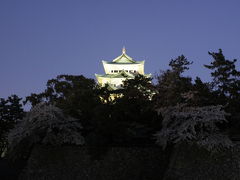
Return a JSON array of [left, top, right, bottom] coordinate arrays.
[[102, 47, 144, 64]]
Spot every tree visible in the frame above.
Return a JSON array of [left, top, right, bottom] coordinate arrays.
[[181, 77, 217, 107], [205, 49, 240, 133], [119, 74, 156, 101], [154, 55, 193, 107], [204, 49, 240, 99], [0, 95, 24, 156], [169, 55, 193, 75], [8, 103, 84, 161], [25, 75, 100, 129], [89, 75, 161, 146], [155, 105, 233, 151]]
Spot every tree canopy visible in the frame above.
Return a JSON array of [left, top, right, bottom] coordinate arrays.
[[1, 49, 240, 155], [0, 95, 24, 155]]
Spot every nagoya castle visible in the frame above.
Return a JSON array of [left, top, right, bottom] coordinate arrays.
[[95, 47, 151, 90]]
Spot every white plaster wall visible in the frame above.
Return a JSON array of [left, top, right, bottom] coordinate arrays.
[[100, 77, 134, 88], [103, 63, 144, 75]]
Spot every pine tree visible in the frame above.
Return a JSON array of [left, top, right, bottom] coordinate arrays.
[[154, 55, 193, 107], [169, 55, 193, 75], [205, 49, 240, 134], [204, 49, 240, 99]]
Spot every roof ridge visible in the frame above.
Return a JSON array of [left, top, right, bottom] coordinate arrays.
[[112, 53, 135, 63]]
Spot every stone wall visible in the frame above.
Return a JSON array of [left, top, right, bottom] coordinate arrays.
[[19, 145, 168, 180], [164, 144, 240, 180], [16, 144, 240, 180]]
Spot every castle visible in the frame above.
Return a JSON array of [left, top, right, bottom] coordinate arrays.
[[95, 47, 151, 89]]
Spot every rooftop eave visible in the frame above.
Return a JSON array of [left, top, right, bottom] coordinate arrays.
[[112, 53, 136, 63], [95, 74, 104, 78]]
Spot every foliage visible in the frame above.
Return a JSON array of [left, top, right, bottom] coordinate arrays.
[[0, 95, 24, 156], [17, 50, 240, 149], [95, 84, 115, 104], [169, 55, 193, 75], [155, 105, 233, 151], [89, 75, 161, 146], [180, 77, 217, 107], [120, 74, 156, 100], [204, 49, 240, 133], [154, 55, 193, 107], [204, 49, 240, 99], [25, 75, 100, 129], [8, 103, 84, 148]]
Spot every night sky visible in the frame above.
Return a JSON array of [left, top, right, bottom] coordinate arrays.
[[1, 0, 240, 99]]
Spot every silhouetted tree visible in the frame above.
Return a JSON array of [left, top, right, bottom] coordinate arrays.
[[204, 49, 240, 100], [25, 75, 100, 130], [205, 49, 240, 134], [89, 75, 161, 146], [8, 103, 84, 162], [0, 95, 24, 156], [155, 105, 232, 151], [114, 75, 161, 145], [169, 55, 193, 75], [154, 55, 193, 107], [181, 77, 217, 107]]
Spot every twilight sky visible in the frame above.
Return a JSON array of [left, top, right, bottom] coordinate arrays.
[[1, 0, 240, 99]]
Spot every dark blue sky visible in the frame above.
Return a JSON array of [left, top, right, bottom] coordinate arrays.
[[1, 0, 240, 99]]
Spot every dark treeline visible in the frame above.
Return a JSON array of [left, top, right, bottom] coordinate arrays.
[[1, 49, 240, 157]]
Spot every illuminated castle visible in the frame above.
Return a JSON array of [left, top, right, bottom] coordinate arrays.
[[95, 47, 151, 89]]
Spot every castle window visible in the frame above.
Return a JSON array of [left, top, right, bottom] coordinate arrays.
[[114, 70, 118, 73], [111, 70, 113, 73], [134, 70, 136, 73], [125, 70, 128, 72]]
